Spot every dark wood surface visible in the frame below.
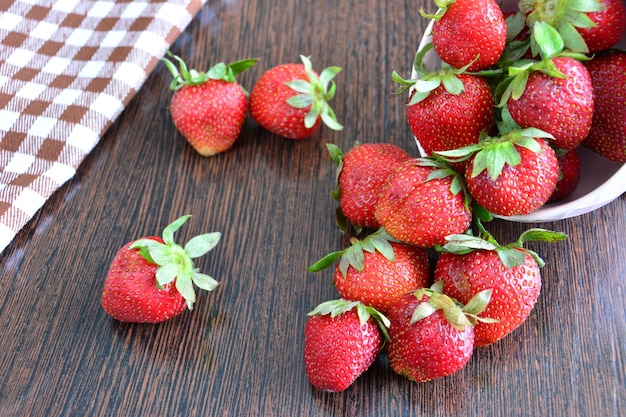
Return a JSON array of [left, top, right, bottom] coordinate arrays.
[[1, 1, 625, 416]]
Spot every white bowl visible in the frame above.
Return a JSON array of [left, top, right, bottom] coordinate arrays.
[[412, 0, 626, 223]]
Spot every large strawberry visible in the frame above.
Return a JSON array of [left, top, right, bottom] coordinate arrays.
[[393, 48, 495, 158], [162, 51, 257, 156], [582, 52, 626, 162], [438, 128, 559, 216], [422, 0, 507, 71], [249, 55, 343, 140], [374, 157, 472, 248], [304, 299, 389, 392], [327, 142, 411, 231], [435, 229, 567, 347], [307, 228, 430, 313], [386, 282, 493, 382], [101, 215, 221, 323]]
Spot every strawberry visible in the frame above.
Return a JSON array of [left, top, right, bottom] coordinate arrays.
[[422, 0, 507, 71], [249, 55, 343, 140], [304, 299, 389, 392], [577, 0, 626, 52], [374, 158, 472, 248], [101, 215, 221, 323], [161, 51, 257, 156], [327, 142, 411, 231], [582, 52, 626, 162], [307, 228, 430, 313], [393, 50, 495, 158], [548, 148, 580, 202], [435, 229, 567, 347], [386, 282, 493, 382], [438, 128, 559, 217]]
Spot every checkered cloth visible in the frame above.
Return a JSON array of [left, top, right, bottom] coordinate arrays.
[[0, 0, 205, 254]]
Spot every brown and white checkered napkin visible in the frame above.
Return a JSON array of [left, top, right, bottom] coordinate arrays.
[[0, 0, 205, 253]]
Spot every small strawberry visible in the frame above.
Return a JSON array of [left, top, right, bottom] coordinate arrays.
[[438, 128, 559, 217], [422, 0, 507, 71], [161, 51, 257, 156], [307, 228, 430, 313], [327, 142, 411, 231], [435, 229, 567, 346], [304, 299, 389, 392], [374, 158, 472, 248], [497, 23, 595, 150], [101, 215, 221, 323], [548, 148, 580, 202], [386, 281, 493, 382], [393, 48, 495, 158], [249, 55, 343, 140], [582, 52, 626, 162]]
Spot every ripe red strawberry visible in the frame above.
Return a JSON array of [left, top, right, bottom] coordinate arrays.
[[162, 51, 257, 156], [101, 215, 221, 323], [582, 52, 626, 162], [374, 158, 472, 248], [577, 0, 626, 52], [423, 0, 507, 71], [304, 299, 388, 392], [386, 282, 493, 382], [439, 129, 559, 217], [249, 55, 343, 140], [308, 228, 430, 313], [548, 148, 580, 202], [504, 55, 594, 151], [327, 142, 411, 231], [393, 62, 495, 158], [435, 229, 567, 347]]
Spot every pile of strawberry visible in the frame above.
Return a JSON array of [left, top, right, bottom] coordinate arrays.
[[302, 0, 625, 392]]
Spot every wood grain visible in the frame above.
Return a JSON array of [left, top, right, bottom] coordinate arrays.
[[1, 1, 624, 416]]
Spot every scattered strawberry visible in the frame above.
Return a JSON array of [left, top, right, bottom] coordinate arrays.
[[374, 158, 472, 248], [161, 51, 257, 156], [548, 148, 581, 202], [422, 0, 507, 71], [327, 142, 411, 231], [249, 55, 343, 139], [386, 281, 493, 382], [582, 52, 626, 162], [435, 229, 567, 346], [307, 228, 430, 313], [304, 299, 389, 392], [438, 128, 559, 217], [101, 215, 221, 323]]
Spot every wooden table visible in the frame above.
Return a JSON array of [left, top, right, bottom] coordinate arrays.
[[1, 1, 625, 416]]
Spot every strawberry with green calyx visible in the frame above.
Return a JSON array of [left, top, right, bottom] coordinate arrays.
[[374, 157, 472, 248], [582, 52, 626, 162], [576, 0, 626, 53], [304, 299, 389, 392], [387, 281, 495, 382], [392, 46, 495, 158], [249, 55, 343, 140], [161, 51, 257, 156], [307, 228, 430, 313], [496, 22, 594, 151], [437, 128, 560, 216], [435, 228, 567, 346], [420, 0, 507, 72], [101, 215, 221, 323], [327, 142, 411, 233]]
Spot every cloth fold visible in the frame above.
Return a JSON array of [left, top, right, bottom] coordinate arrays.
[[0, 0, 205, 254]]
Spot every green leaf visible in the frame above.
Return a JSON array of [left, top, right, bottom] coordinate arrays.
[[226, 58, 258, 77], [306, 250, 344, 272], [558, 20, 590, 53], [156, 263, 179, 287], [319, 66, 342, 87], [286, 93, 313, 108], [162, 215, 191, 245], [176, 276, 196, 310], [185, 232, 221, 258], [533, 22, 564, 59], [285, 79, 312, 94], [462, 289, 493, 316], [441, 73, 464, 95], [495, 247, 528, 269], [207, 62, 226, 80], [192, 272, 219, 291], [410, 301, 438, 325]]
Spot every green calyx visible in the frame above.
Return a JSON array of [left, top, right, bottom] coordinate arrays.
[[308, 298, 391, 340], [519, 0, 604, 54], [306, 228, 398, 276], [130, 215, 221, 310], [161, 50, 258, 91], [285, 55, 343, 131], [419, 0, 457, 20], [410, 281, 497, 331], [415, 156, 473, 213]]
